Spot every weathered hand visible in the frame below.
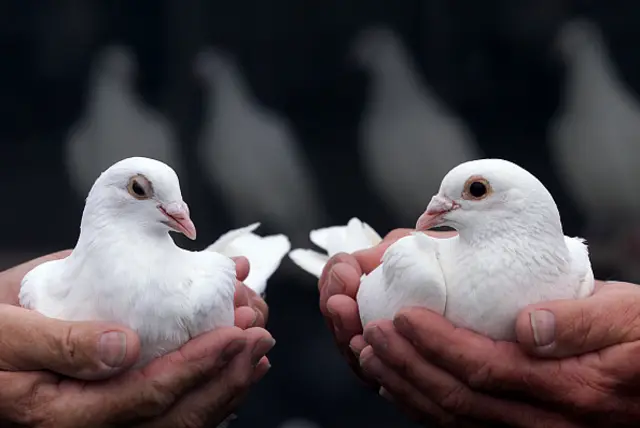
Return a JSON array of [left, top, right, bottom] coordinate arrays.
[[0, 252, 274, 427], [359, 280, 640, 427]]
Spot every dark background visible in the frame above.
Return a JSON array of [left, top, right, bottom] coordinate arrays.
[[2, 1, 640, 427]]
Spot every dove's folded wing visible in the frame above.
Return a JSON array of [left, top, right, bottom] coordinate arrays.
[[19, 259, 68, 316], [184, 251, 237, 338], [564, 236, 595, 298], [357, 232, 447, 327]]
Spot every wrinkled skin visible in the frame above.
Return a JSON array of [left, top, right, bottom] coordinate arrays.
[[320, 228, 640, 427], [0, 250, 273, 427]]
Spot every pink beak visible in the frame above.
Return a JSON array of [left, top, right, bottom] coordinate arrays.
[[415, 195, 459, 231], [158, 202, 197, 240]]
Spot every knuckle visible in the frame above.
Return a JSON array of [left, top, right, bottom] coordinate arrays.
[[437, 384, 470, 414], [136, 379, 178, 418], [465, 361, 494, 390]]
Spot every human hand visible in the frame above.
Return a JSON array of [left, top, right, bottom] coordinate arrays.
[[233, 256, 269, 329], [358, 281, 640, 427], [318, 228, 456, 385], [0, 252, 274, 427]]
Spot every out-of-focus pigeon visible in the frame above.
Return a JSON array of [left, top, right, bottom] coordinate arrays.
[[66, 45, 183, 198], [19, 157, 283, 368], [194, 47, 325, 246], [352, 26, 482, 225], [288, 217, 382, 278], [355, 159, 595, 340], [549, 18, 640, 280]]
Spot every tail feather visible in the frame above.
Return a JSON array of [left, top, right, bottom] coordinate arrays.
[[206, 224, 290, 295], [288, 249, 329, 278], [289, 217, 382, 279]]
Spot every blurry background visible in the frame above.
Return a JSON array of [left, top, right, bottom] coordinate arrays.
[[2, 0, 640, 426]]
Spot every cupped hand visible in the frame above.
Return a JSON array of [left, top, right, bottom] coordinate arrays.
[[318, 228, 456, 385], [0, 252, 275, 427], [358, 280, 640, 427]]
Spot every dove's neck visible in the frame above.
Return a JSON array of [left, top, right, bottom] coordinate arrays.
[[456, 208, 565, 251], [87, 77, 133, 118], [562, 36, 628, 115], [208, 64, 253, 113], [367, 43, 439, 111], [71, 204, 176, 263]]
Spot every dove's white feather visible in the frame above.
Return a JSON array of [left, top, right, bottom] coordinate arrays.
[[289, 217, 382, 278], [358, 232, 448, 327], [206, 223, 291, 295], [356, 159, 595, 340], [19, 157, 236, 367]]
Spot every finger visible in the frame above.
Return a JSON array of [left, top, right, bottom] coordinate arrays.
[[246, 288, 269, 327], [349, 335, 367, 357], [140, 328, 274, 427], [69, 327, 250, 425], [0, 304, 139, 380], [232, 257, 250, 282], [0, 250, 72, 305], [358, 346, 456, 427], [234, 306, 258, 329], [319, 255, 362, 314], [234, 281, 250, 308], [326, 294, 362, 345], [515, 281, 640, 358], [361, 330, 582, 428]]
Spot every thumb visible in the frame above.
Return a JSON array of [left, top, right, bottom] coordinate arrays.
[[0, 304, 140, 380], [515, 281, 640, 358]]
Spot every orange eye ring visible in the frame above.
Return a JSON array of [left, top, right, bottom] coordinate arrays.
[[462, 176, 492, 200], [127, 174, 154, 200]]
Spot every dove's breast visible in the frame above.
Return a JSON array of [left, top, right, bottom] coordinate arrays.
[[443, 238, 579, 341]]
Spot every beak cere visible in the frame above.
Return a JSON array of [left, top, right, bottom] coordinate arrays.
[[415, 195, 459, 231], [158, 202, 197, 240]]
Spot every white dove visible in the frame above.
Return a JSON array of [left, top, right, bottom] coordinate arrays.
[[66, 45, 183, 198], [20, 157, 239, 368], [357, 159, 595, 340], [288, 217, 382, 278], [207, 222, 291, 295], [194, 47, 325, 246], [353, 26, 482, 225], [549, 18, 640, 217]]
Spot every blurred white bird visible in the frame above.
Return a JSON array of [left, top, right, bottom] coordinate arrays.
[[288, 217, 382, 278], [66, 45, 183, 198], [352, 26, 482, 225], [19, 157, 285, 368], [277, 418, 323, 428], [357, 159, 594, 340], [194, 47, 326, 246], [550, 18, 640, 217], [549, 18, 640, 279]]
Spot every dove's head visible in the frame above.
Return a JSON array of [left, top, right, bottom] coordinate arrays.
[[350, 26, 403, 68], [84, 157, 196, 240], [416, 159, 562, 239], [94, 45, 136, 82]]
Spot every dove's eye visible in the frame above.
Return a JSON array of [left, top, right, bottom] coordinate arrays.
[[127, 175, 153, 200], [463, 177, 491, 200]]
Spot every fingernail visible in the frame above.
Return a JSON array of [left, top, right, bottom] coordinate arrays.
[[379, 387, 394, 401], [530, 310, 556, 347], [349, 344, 360, 357], [252, 337, 276, 366], [328, 267, 345, 296], [221, 339, 247, 363], [99, 332, 127, 367]]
